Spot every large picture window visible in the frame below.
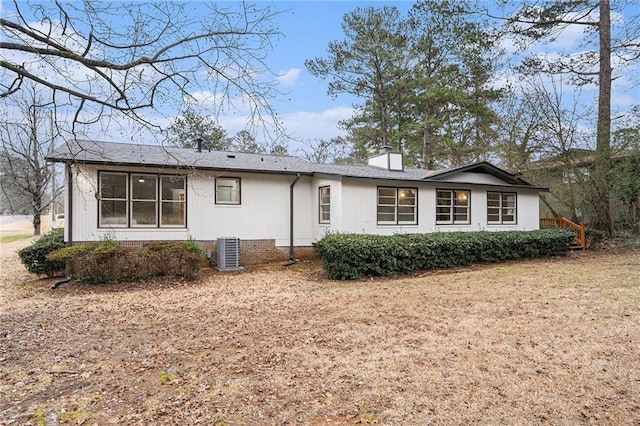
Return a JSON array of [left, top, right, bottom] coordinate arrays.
[[216, 178, 241, 205], [377, 187, 417, 225], [487, 192, 517, 224], [436, 189, 470, 224], [319, 186, 330, 224], [99, 172, 186, 228]]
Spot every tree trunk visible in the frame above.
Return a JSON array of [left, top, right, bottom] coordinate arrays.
[[593, 0, 613, 235], [422, 105, 433, 169], [32, 210, 41, 236]]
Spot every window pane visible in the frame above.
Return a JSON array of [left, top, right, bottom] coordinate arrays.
[[503, 194, 516, 208], [132, 201, 157, 226], [454, 205, 469, 223], [162, 176, 185, 201], [132, 175, 157, 200], [101, 173, 126, 199], [100, 200, 127, 225], [320, 187, 330, 203], [455, 191, 469, 207], [320, 206, 330, 222], [161, 202, 185, 226], [398, 189, 416, 205], [216, 178, 240, 204], [378, 188, 396, 205], [398, 206, 416, 223], [377, 206, 396, 222], [436, 191, 452, 205], [487, 193, 500, 208], [437, 213, 451, 222]]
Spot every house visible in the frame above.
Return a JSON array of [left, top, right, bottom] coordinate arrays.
[[46, 140, 547, 265], [521, 148, 640, 229]]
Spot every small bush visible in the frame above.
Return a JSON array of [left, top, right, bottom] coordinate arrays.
[[18, 229, 66, 276], [316, 230, 575, 280], [47, 240, 203, 283], [585, 228, 605, 248]]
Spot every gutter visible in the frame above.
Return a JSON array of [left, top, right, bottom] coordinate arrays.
[[285, 174, 301, 266], [52, 162, 73, 289]]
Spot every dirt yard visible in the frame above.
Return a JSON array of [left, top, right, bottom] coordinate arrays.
[[1, 237, 639, 425]]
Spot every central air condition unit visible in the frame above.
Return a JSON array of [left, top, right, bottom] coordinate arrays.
[[217, 237, 244, 272]]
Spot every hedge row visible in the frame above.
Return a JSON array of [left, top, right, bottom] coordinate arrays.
[[47, 240, 203, 283], [315, 230, 575, 280]]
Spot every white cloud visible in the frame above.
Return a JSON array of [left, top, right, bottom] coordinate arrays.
[[277, 68, 301, 87], [281, 107, 352, 138], [212, 105, 352, 152]]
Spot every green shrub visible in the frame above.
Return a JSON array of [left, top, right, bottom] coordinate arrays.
[[316, 230, 575, 280], [18, 229, 66, 277], [47, 240, 203, 283]]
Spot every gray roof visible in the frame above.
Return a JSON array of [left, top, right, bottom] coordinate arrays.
[[46, 140, 540, 187], [46, 139, 314, 174]]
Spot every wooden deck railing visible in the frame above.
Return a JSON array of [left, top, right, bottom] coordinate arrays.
[[540, 216, 586, 249]]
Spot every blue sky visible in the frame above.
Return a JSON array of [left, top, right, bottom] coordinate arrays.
[[224, 1, 416, 145], [267, 1, 412, 111]]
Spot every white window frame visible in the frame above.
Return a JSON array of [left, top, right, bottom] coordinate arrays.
[[436, 189, 470, 225], [319, 186, 330, 224], [487, 192, 517, 225], [377, 187, 417, 225], [215, 177, 241, 205]]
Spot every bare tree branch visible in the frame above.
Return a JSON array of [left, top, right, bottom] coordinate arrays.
[[0, 1, 285, 138]]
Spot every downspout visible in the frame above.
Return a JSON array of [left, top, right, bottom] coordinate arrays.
[[52, 162, 73, 289], [285, 174, 301, 266]]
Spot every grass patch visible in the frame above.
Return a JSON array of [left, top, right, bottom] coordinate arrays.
[[0, 234, 32, 243]]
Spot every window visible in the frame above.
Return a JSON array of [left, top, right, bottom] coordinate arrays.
[[161, 176, 186, 226], [131, 174, 157, 226], [436, 190, 470, 224], [99, 172, 186, 228], [216, 178, 240, 204], [562, 167, 590, 184], [319, 186, 330, 224], [487, 192, 517, 224], [377, 187, 417, 225], [99, 172, 128, 226]]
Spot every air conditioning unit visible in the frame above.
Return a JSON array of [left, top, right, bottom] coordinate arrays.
[[217, 237, 244, 272]]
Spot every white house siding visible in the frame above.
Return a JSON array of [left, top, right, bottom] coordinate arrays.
[[187, 171, 314, 247], [69, 165, 314, 247]]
